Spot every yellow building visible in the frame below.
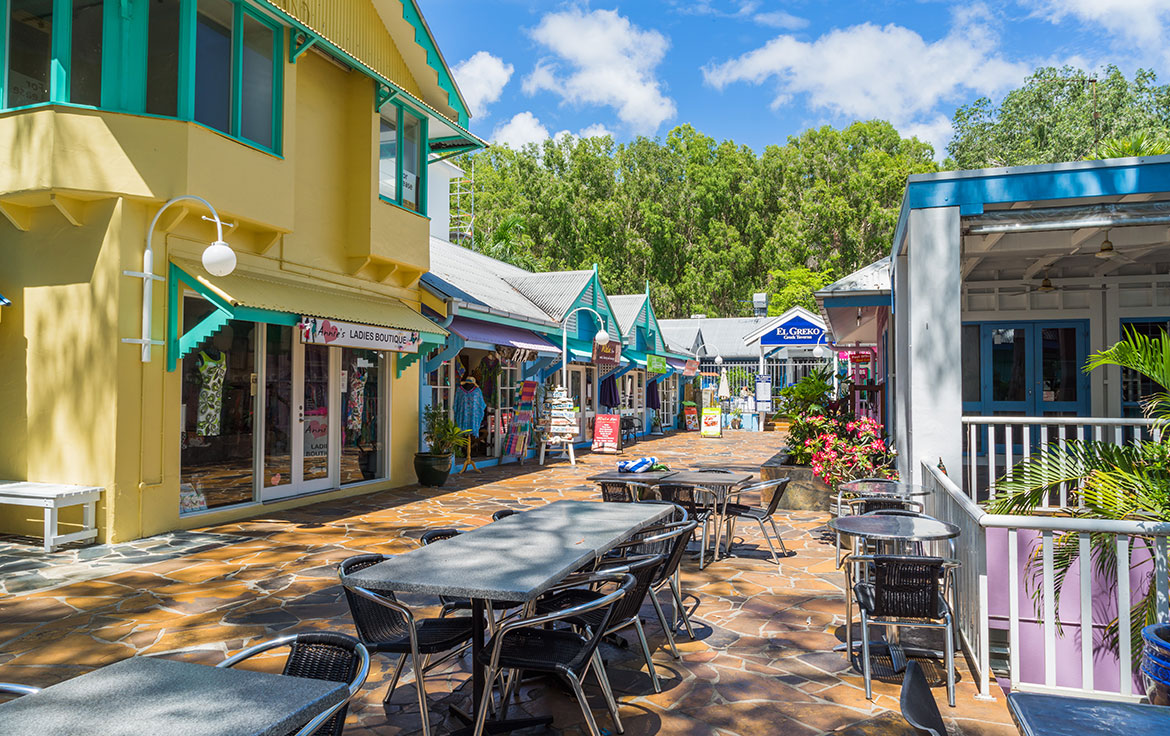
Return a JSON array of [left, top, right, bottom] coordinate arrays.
[[0, 0, 483, 543]]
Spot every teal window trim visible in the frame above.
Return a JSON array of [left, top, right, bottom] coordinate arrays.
[[236, 3, 282, 152], [166, 262, 297, 371], [50, 0, 71, 102], [378, 99, 428, 216], [378, 194, 431, 220], [177, 0, 195, 119], [229, 0, 242, 136], [0, 0, 7, 109]]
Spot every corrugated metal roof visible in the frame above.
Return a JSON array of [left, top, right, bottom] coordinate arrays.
[[658, 317, 773, 360], [504, 271, 594, 321], [427, 238, 555, 323], [608, 294, 648, 336], [818, 257, 891, 295], [660, 321, 701, 354]]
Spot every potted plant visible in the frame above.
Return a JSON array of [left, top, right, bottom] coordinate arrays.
[[730, 406, 743, 429], [414, 405, 471, 487]]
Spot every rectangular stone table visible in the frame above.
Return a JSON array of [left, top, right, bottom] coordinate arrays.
[[585, 470, 676, 484], [342, 499, 672, 734], [0, 656, 347, 736], [1007, 692, 1170, 736]]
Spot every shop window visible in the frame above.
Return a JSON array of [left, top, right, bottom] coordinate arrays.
[[145, 0, 181, 116], [378, 102, 426, 214], [6, 0, 53, 107], [180, 298, 258, 513], [961, 324, 980, 405], [340, 348, 386, 485]]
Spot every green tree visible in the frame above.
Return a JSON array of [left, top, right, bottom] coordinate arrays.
[[767, 266, 836, 314], [1086, 131, 1169, 159], [947, 65, 1170, 169]]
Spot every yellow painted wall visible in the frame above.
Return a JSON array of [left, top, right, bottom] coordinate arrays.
[[0, 37, 435, 543]]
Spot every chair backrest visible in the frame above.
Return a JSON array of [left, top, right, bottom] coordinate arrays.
[[848, 496, 920, 515], [0, 683, 39, 698], [657, 484, 714, 518], [552, 572, 636, 673], [635, 499, 688, 523], [899, 660, 947, 736], [282, 632, 366, 736], [622, 520, 698, 586], [870, 556, 945, 619], [492, 509, 518, 522], [421, 528, 461, 545], [734, 477, 790, 515], [338, 554, 410, 644], [599, 482, 633, 502], [596, 554, 666, 625]]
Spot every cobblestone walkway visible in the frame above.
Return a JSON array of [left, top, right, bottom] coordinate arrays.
[[0, 431, 1013, 735]]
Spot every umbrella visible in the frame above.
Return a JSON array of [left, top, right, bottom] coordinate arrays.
[[718, 368, 730, 401]]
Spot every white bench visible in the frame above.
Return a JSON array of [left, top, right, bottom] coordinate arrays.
[[0, 481, 103, 552]]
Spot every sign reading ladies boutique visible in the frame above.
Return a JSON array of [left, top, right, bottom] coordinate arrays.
[[299, 317, 421, 353]]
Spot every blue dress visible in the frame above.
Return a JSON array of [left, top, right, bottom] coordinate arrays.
[[453, 384, 486, 433]]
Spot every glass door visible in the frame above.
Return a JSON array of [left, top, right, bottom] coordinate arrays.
[[262, 335, 336, 501], [569, 365, 587, 442]]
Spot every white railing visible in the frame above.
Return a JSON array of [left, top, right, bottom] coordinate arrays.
[[923, 462, 1170, 701], [961, 416, 1161, 506]]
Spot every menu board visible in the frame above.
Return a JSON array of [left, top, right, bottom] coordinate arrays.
[[592, 414, 621, 453], [700, 407, 723, 438], [684, 405, 699, 431]]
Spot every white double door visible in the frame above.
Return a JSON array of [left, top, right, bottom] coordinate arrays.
[[261, 338, 339, 501]]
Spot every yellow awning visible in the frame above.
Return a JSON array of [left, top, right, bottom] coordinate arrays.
[[174, 260, 445, 336]]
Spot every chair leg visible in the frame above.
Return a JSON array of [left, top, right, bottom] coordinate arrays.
[[945, 613, 955, 707], [591, 650, 624, 734], [860, 611, 873, 702], [844, 564, 854, 664], [631, 617, 662, 693], [768, 517, 789, 556], [699, 516, 709, 568], [383, 654, 408, 704], [565, 670, 603, 736], [648, 588, 681, 659], [499, 667, 522, 718], [471, 664, 499, 736], [669, 577, 696, 639], [756, 518, 781, 565], [413, 653, 431, 736]]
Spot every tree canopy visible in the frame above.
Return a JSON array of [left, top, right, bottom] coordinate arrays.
[[463, 121, 936, 319]]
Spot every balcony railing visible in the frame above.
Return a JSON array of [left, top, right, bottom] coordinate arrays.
[[961, 416, 1162, 506], [922, 462, 1170, 701]]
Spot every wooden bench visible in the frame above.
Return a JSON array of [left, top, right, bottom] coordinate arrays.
[[0, 481, 103, 552]]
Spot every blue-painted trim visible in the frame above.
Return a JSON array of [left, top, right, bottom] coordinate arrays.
[[821, 294, 891, 308], [524, 355, 558, 381], [423, 334, 464, 374]]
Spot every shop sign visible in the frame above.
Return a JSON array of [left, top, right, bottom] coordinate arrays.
[[299, 317, 421, 353], [593, 339, 622, 366], [683, 360, 699, 377], [759, 315, 825, 347], [755, 374, 773, 413], [592, 414, 621, 453], [850, 352, 871, 364], [700, 407, 723, 438], [646, 354, 668, 374], [683, 405, 699, 431]]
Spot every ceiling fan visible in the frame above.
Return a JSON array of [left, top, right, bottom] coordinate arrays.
[[1093, 230, 1137, 264]]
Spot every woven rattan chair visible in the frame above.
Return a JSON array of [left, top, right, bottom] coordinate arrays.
[[616, 518, 699, 640], [836, 495, 925, 568], [851, 555, 958, 707], [217, 632, 370, 736], [598, 481, 635, 502], [900, 660, 947, 736], [537, 554, 669, 691], [656, 483, 719, 567], [339, 555, 474, 736], [471, 572, 636, 736], [717, 478, 792, 566], [492, 509, 518, 521]]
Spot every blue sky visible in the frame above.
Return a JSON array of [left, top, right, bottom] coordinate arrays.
[[424, 1, 1170, 157]]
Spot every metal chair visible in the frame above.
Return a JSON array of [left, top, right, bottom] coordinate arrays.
[[471, 572, 636, 736], [616, 518, 700, 640], [899, 660, 947, 736], [717, 478, 792, 566], [217, 632, 370, 736], [656, 483, 719, 567], [339, 555, 475, 736], [492, 509, 518, 521], [537, 554, 669, 692], [598, 482, 635, 502], [836, 495, 925, 568], [851, 555, 959, 707]]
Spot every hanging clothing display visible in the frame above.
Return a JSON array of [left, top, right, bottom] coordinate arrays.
[[347, 366, 367, 433], [196, 350, 227, 436], [600, 375, 620, 409], [453, 382, 487, 433], [646, 378, 661, 410], [478, 352, 501, 400]]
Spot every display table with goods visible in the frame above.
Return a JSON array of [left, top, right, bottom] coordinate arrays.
[[538, 386, 578, 465]]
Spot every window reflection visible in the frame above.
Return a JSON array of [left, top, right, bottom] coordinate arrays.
[[7, 0, 53, 107]]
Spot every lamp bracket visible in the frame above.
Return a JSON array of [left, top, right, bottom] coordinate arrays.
[[123, 270, 165, 282]]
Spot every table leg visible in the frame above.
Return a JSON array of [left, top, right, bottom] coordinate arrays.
[[43, 505, 57, 553]]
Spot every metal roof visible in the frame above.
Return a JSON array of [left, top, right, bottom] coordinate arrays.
[[818, 257, 891, 296], [658, 317, 774, 360], [504, 271, 594, 321], [608, 294, 648, 336], [427, 238, 555, 324]]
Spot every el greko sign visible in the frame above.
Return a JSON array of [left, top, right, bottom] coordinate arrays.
[[759, 316, 825, 347]]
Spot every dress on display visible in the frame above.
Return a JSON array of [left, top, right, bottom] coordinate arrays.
[[453, 382, 487, 433], [347, 367, 367, 433], [479, 352, 501, 400], [197, 350, 227, 436]]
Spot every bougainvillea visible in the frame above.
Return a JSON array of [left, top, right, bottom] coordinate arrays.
[[807, 415, 898, 487]]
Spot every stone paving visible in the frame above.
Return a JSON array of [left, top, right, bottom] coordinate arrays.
[[0, 431, 1015, 735]]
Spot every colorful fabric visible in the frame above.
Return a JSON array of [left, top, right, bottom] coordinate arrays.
[[453, 383, 487, 433], [617, 456, 659, 473], [479, 352, 501, 399], [347, 367, 367, 433], [196, 350, 227, 436]]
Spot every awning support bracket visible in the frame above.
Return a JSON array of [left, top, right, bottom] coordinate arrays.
[[424, 334, 465, 375], [376, 84, 396, 112], [398, 340, 444, 379], [290, 32, 317, 63]]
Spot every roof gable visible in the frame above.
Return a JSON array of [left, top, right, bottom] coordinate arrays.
[[504, 271, 595, 321], [374, 0, 471, 126]]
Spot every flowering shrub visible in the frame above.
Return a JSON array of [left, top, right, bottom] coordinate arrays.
[[786, 413, 844, 465], [807, 416, 898, 487]]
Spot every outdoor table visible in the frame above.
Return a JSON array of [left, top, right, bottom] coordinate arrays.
[[838, 479, 934, 497], [1007, 691, 1170, 736], [0, 655, 347, 736], [342, 500, 672, 735], [660, 471, 753, 566], [586, 470, 676, 485], [829, 514, 961, 675]]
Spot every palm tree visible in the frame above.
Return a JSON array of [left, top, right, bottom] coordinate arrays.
[[989, 327, 1170, 662], [1085, 132, 1169, 160]]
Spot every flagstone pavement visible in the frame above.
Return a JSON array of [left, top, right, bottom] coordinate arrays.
[[0, 431, 1015, 735]]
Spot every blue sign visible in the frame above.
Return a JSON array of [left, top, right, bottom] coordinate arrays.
[[759, 315, 825, 346]]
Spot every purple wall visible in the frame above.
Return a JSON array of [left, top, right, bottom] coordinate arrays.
[[985, 527, 1152, 694]]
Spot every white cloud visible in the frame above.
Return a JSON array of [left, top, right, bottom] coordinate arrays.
[[579, 123, 614, 139], [523, 8, 676, 134], [702, 9, 1029, 145], [672, 1, 807, 29], [903, 115, 956, 158], [1027, 0, 1170, 67], [451, 51, 514, 119], [491, 112, 550, 149], [752, 10, 808, 30]]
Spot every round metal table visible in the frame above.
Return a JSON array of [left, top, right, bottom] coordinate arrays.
[[828, 514, 959, 542], [838, 479, 934, 497]]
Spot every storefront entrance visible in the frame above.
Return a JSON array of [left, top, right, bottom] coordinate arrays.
[[261, 339, 336, 501], [964, 320, 1090, 418]]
